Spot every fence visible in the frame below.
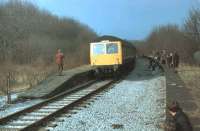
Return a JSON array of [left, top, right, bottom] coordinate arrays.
[[0, 71, 54, 104]]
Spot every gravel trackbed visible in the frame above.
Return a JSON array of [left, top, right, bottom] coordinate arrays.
[[50, 59, 166, 131]]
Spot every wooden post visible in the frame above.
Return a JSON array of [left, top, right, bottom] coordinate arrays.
[[6, 72, 11, 104]]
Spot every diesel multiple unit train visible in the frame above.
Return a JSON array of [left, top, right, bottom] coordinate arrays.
[[90, 35, 136, 75]]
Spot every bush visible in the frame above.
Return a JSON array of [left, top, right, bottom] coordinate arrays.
[[193, 51, 200, 64]]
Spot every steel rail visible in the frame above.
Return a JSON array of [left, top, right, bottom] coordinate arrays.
[[0, 79, 114, 131]]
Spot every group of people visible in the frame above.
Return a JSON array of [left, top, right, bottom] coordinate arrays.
[[159, 50, 180, 68], [149, 50, 180, 71]]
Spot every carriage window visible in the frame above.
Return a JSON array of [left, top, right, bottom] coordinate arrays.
[[93, 44, 105, 55], [106, 43, 118, 54]]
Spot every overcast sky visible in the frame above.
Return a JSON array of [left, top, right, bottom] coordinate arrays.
[[4, 0, 200, 40]]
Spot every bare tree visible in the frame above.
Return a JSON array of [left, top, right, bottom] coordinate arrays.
[[138, 24, 198, 63], [0, 0, 97, 66], [184, 8, 200, 43]]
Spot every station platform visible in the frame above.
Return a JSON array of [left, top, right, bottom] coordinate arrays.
[[165, 67, 200, 131], [18, 65, 95, 99]]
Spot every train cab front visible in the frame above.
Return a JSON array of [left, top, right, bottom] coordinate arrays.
[[90, 40, 122, 77]]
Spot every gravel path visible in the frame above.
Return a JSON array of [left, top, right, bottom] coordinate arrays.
[[50, 58, 166, 131]]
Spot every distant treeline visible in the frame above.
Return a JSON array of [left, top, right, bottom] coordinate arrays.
[[135, 8, 200, 64], [0, 0, 97, 66]]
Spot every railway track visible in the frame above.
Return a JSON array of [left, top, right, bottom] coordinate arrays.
[[0, 79, 114, 131]]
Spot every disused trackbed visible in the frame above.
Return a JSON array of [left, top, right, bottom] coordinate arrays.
[[0, 79, 114, 131]]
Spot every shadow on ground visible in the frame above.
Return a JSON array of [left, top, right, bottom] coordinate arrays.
[[125, 57, 164, 82]]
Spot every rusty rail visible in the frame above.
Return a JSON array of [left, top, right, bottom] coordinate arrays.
[[0, 79, 114, 131]]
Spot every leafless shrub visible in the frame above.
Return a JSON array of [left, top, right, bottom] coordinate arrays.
[[0, 0, 97, 66]]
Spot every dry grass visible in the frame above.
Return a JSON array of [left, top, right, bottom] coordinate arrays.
[[177, 63, 200, 130], [177, 63, 200, 88], [0, 64, 56, 95], [0, 61, 87, 95]]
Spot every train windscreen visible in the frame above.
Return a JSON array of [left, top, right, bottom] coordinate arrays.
[[92, 43, 106, 55], [106, 43, 118, 54]]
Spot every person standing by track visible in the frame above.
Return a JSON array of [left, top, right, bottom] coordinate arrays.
[[174, 51, 179, 68], [56, 49, 64, 76], [169, 52, 174, 68]]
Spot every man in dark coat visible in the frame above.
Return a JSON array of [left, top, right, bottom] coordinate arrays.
[[174, 52, 180, 68], [168, 101, 193, 131]]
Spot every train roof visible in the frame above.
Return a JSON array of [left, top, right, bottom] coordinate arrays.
[[94, 35, 135, 48]]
